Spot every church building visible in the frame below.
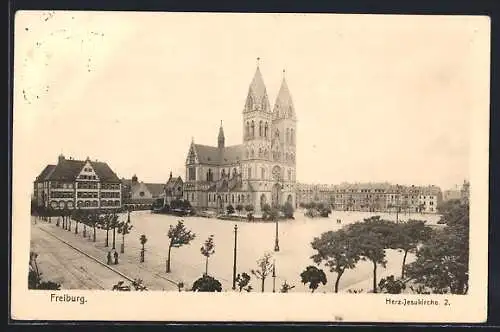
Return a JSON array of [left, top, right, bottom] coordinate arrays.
[[183, 62, 297, 214]]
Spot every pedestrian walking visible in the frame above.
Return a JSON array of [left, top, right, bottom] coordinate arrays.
[[107, 251, 112, 265], [114, 251, 119, 265]]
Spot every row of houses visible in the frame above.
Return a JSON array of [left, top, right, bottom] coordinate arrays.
[[34, 154, 467, 215], [296, 182, 444, 214], [33, 155, 184, 211]]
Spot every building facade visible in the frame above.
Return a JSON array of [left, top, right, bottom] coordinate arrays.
[[296, 182, 442, 214], [164, 172, 184, 205], [183, 64, 297, 214], [34, 155, 122, 210], [121, 175, 166, 209]]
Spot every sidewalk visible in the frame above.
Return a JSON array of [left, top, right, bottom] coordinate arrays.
[[34, 220, 178, 291]]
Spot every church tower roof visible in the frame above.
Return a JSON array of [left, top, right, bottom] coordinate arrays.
[[244, 58, 271, 113], [273, 69, 295, 120], [218, 120, 225, 148]]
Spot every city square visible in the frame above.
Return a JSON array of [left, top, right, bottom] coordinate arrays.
[[31, 209, 442, 293]]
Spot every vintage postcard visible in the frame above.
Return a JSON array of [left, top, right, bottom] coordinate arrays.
[[11, 11, 490, 323]]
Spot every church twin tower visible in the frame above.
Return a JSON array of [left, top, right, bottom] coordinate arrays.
[[185, 60, 297, 212]]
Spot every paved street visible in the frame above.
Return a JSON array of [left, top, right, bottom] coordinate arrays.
[[30, 210, 440, 292], [31, 220, 179, 291], [30, 224, 124, 290]]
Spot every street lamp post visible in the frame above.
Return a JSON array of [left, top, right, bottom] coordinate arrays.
[[232, 224, 238, 290], [272, 259, 276, 293], [274, 217, 280, 252]]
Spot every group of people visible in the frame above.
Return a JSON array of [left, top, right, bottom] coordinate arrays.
[[107, 250, 119, 265]]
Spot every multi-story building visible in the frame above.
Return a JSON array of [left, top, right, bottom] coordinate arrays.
[[164, 171, 184, 205], [295, 182, 442, 214], [443, 187, 462, 201], [121, 175, 166, 209], [183, 62, 297, 214], [33, 154, 122, 210]]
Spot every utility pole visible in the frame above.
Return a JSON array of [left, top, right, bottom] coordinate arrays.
[[232, 224, 238, 290]]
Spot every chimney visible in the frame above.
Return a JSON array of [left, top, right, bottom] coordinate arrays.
[[169, 171, 172, 180], [58, 154, 65, 164], [132, 174, 138, 183]]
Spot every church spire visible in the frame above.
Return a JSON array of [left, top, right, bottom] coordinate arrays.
[[244, 58, 271, 113], [273, 68, 295, 120], [218, 120, 225, 149]]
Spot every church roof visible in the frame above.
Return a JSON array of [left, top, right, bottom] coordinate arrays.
[[244, 66, 271, 113], [273, 74, 295, 120], [193, 144, 243, 166]]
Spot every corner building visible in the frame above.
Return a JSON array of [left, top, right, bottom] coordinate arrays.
[[184, 64, 297, 214]]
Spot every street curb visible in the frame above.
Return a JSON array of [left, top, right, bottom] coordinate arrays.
[[39, 225, 180, 287], [38, 227, 135, 283]]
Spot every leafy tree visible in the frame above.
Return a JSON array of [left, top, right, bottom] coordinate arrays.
[[244, 204, 254, 213], [118, 218, 133, 253], [235, 204, 244, 217], [282, 202, 294, 218], [406, 202, 469, 294], [166, 220, 196, 273], [300, 265, 327, 293], [139, 234, 147, 263], [226, 204, 235, 215], [261, 203, 272, 219], [235, 272, 251, 292], [112, 281, 131, 291], [28, 252, 61, 290], [86, 211, 100, 242], [311, 229, 361, 293], [378, 275, 406, 294], [251, 252, 274, 292], [191, 274, 223, 292], [388, 220, 433, 278], [269, 207, 280, 221], [200, 235, 216, 275], [280, 281, 295, 293], [346, 217, 392, 293]]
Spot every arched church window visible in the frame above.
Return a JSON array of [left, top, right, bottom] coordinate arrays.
[[259, 121, 263, 137], [233, 168, 237, 177], [221, 169, 226, 178], [251, 121, 255, 138], [261, 167, 266, 179], [246, 150, 249, 159], [264, 122, 268, 137], [286, 128, 290, 144], [258, 148, 262, 157], [246, 122, 249, 139], [251, 149, 254, 158], [291, 129, 295, 144]]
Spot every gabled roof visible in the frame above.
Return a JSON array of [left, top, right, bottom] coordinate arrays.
[[41, 158, 121, 183], [166, 176, 183, 190], [192, 144, 243, 166], [35, 164, 56, 182], [145, 183, 165, 197]]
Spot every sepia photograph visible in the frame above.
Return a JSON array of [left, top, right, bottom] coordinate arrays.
[[11, 11, 489, 322]]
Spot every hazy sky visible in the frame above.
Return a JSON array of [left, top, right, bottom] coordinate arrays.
[[14, 12, 489, 190]]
